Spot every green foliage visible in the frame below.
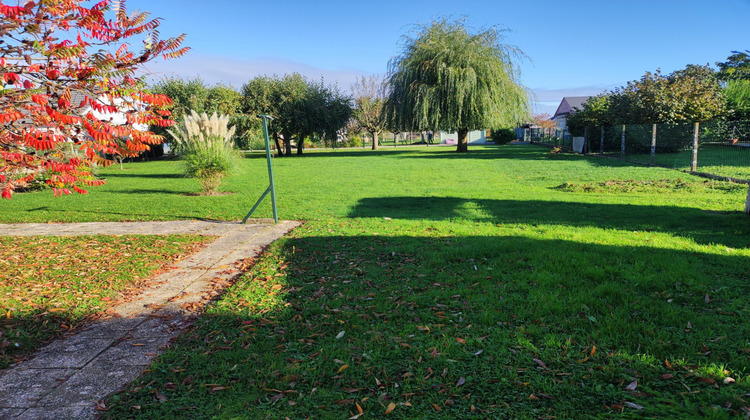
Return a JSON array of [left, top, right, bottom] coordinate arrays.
[[241, 74, 352, 155], [384, 18, 529, 151], [724, 79, 750, 121], [572, 66, 725, 130], [716, 50, 750, 81], [566, 94, 610, 136], [150, 77, 245, 144], [489, 127, 516, 144], [168, 110, 238, 195], [351, 76, 386, 149]]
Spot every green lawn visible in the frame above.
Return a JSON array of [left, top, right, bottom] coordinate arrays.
[[0, 235, 210, 369], [4, 145, 750, 418]]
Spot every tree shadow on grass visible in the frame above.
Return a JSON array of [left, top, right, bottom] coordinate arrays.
[[21, 206, 215, 221], [102, 173, 184, 179], [348, 196, 750, 249], [102, 233, 750, 418]]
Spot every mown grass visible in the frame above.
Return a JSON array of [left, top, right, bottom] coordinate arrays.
[[4, 144, 750, 417], [1, 145, 746, 223], [0, 235, 211, 369], [621, 143, 750, 181]]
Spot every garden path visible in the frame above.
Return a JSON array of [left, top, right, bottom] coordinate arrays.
[[0, 219, 299, 419]]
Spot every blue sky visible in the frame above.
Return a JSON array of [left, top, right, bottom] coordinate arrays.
[[128, 0, 750, 115]]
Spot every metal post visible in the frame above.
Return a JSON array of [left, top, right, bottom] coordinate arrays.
[[621, 125, 626, 160], [584, 127, 589, 154], [691, 122, 699, 172], [650, 123, 657, 165], [242, 115, 278, 224], [600, 126, 605, 155]]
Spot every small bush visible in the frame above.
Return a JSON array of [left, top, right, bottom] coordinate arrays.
[[168, 110, 238, 195], [490, 128, 516, 145]]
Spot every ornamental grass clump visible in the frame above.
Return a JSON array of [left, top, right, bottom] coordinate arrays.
[[168, 110, 238, 195]]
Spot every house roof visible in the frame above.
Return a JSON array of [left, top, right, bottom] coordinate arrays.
[[552, 96, 592, 119]]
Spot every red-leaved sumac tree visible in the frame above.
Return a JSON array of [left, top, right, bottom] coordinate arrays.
[[0, 0, 188, 199]]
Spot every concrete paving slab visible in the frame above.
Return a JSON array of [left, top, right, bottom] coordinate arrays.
[[26, 338, 115, 369], [0, 408, 25, 418], [75, 317, 148, 339], [129, 316, 190, 339], [36, 361, 148, 408], [17, 403, 97, 419], [0, 368, 75, 408], [96, 336, 173, 366]]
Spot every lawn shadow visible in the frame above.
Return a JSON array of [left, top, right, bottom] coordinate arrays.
[[101, 232, 750, 417], [102, 173, 184, 179], [20, 206, 210, 221], [348, 196, 750, 249]]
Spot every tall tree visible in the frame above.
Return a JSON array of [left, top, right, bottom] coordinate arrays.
[[608, 66, 724, 124], [384, 18, 529, 152], [351, 76, 386, 150], [0, 0, 187, 199], [717, 50, 750, 82]]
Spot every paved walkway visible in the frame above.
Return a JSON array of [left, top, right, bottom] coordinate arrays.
[[0, 219, 299, 419]]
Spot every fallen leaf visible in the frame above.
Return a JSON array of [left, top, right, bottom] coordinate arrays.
[[432, 404, 442, 411], [456, 338, 466, 344], [624, 401, 643, 410], [723, 377, 736, 385], [385, 402, 396, 414], [533, 358, 548, 370], [269, 393, 284, 402], [473, 350, 483, 356], [661, 374, 674, 380], [456, 377, 466, 387], [336, 331, 346, 339], [337, 364, 349, 374], [356, 402, 363, 415], [625, 380, 638, 391]]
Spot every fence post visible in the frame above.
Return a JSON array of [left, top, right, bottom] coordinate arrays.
[[584, 127, 589, 154], [691, 122, 699, 172], [621, 125, 626, 160], [600, 126, 604, 155], [650, 123, 657, 165]]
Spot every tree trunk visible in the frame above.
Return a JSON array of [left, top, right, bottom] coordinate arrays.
[[745, 184, 750, 215], [297, 134, 305, 155], [371, 131, 379, 150], [282, 131, 292, 156], [273, 132, 284, 157], [456, 128, 469, 152]]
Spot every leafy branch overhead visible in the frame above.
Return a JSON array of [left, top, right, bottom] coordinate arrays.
[[0, 0, 188, 199]]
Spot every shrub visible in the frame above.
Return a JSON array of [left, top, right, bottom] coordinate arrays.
[[168, 110, 238, 195], [490, 128, 516, 145]]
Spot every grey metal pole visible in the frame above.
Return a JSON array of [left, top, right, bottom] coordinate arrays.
[[242, 115, 278, 224]]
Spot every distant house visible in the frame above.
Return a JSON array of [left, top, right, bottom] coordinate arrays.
[[439, 130, 489, 145], [551, 96, 592, 132]]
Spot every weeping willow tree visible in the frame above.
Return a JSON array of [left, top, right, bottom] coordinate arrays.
[[384, 18, 530, 152]]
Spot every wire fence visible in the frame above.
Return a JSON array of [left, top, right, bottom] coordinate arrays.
[[524, 127, 572, 151], [525, 120, 750, 182]]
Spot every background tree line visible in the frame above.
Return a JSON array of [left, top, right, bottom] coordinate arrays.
[[149, 74, 353, 156], [567, 52, 750, 135]]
